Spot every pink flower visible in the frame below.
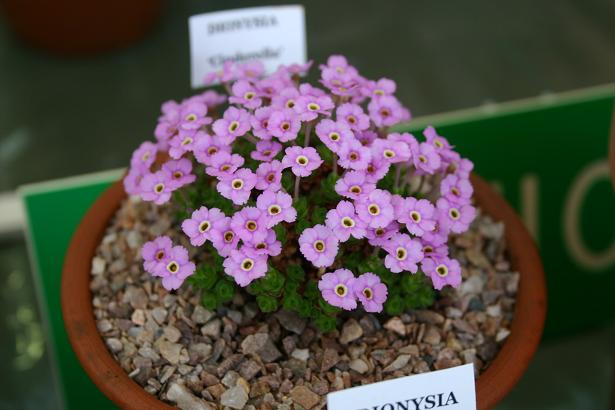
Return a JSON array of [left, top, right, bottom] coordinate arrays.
[[250, 106, 274, 140], [440, 174, 473, 205], [411, 142, 442, 175], [365, 221, 400, 247], [169, 129, 198, 159], [223, 247, 268, 287], [371, 137, 411, 164], [205, 151, 245, 178], [246, 230, 282, 257], [420, 239, 449, 260], [271, 87, 300, 110], [229, 80, 262, 109], [255, 160, 284, 191], [267, 108, 301, 142], [161, 159, 196, 189], [448, 157, 474, 179], [192, 90, 227, 108], [256, 76, 288, 99], [181, 207, 226, 247], [424, 126, 455, 162], [325, 200, 367, 241], [363, 77, 396, 99], [353, 272, 387, 313], [178, 101, 210, 131], [212, 107, 251, 144], [124, 168, 145, 196], [422, 256, 462, 290], [210, 216, 239, 257], [256, 190, 296, 227], [364, 159, 390, 183], [334, 171, 376, 200], [130, 141, 157, 170], [235, 60, 265, 81], [384, 233, 424, 273], [251, 140, 282, 162], [193, 132, 230, 165], [356, 130, 378, 146], [142, 236, 173, 275], [203, 61, 236, 85], [159, 245, 196, 290], [368, 95, 408, 127], [318, 269, 357, 311], [216, 168, 257, 205], [139, 171, 173, 205], [356, 189, 395, 228], [395, 197, 437, 237], [282, 146, 323, 177], [436, 197, 476, 234], [231, 206, 269, 245], [294, 94, 335, 121], [336, 103, 370, 131], [315, 119, 353, 152], [337, 138, 372, 171], [299, 224, 339, 268]]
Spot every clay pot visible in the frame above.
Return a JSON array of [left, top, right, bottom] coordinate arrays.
[[0, 0, 164, 55], [61, 174, 547, 409]]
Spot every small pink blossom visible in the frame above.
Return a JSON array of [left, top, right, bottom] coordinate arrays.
[[216, 168, 257, 205], [315, 119, 353, 152], [205, 152, 245, 178], [356, 189, 395, 229], [130, 141, 157, 170], [395, 197, 437, 237], [325, 200, 367, 241], [212, 107, 251, 144], [162, 159, 196, 189], [229, 80, 262, 109], [336, 103, 370, 131], [267, 108, 301, 142], [139, 171, 173, 205], [422, 256, 462, 290], [335, 171, 376, 200], [193, 132, 230, 165], [294, 94, 335, 121], [282, 146, 323, 177], [256, 190, 296, 227], [255, 160, 284, 191], [353, 272, 387, 313], [230, 207, 269, 245], [441, 174, 473, 205], [337, 138, 372, 171], [318, 269, 357, 310], [384, 233, 424, 273], [436, 198, 476, 234], [181, 207, 226, 247], [169, 129, 199, 159], [159, 245, 196, 290], [142, 236, 173, 275], [251, 140, 282, 162], [299, 225, 339, 268], [223, 247, 268, 287]]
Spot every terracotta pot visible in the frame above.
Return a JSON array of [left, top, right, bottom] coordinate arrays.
[[0, 0, 164, 55], [61, 174, 547, 409]]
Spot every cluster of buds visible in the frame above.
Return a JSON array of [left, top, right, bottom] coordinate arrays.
[[126, 55, 475, 323]]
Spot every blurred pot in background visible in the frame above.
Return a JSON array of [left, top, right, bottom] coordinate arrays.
[[0, 0, 164, 55]]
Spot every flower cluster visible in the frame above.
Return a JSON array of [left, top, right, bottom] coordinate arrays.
[[129, 56, 475, 330]]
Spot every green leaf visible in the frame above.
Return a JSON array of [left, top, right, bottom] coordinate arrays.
[[303, 279, 320, 300], [314, 314, 337, 333], [296, 219, 311, 234], [294, 197, 308, 219], [319, 298, 341, 315], [282, 291, 302, 311], [384, 294, 404, 316], [256, 294, 279, 313], [311, 206, 327, 225], [214, 280, 235, 302], [201, 292, 218, 310], [260, 267, 285, 294], [286, 265, 305, 282], [274, 224, 287, 243]]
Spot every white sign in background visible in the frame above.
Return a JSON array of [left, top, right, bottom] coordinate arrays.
[[188, 5, 307, 88], [327, 363, 476, 410]]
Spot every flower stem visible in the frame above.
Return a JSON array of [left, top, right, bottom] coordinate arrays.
[[294, 174, 301, 200], [394, 164, 402, 190], [333, 153, 338, 175], [304, 123, 312, 147], [244, 133, 258, 145]]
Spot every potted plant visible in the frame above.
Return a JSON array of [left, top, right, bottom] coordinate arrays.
[[62, 56, 546, 409]]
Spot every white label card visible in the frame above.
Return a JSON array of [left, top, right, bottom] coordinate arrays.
[[188, 5, 307, 88], [327, 364, 476, 410]]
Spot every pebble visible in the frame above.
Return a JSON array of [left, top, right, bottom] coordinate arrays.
[[106, 338, 123, 353], [274, 310, 307, 334], [192, 306, 214, 325], [291, 348, 310, 362], [166, 382, 212, 410], [383, 354, 411, 372], [339, 319, 363, 344], [131, 309, 146, 326], [201, 319, 221, 338], [241, 333, 282, 363], [157, 340, 182, 364], [152, 307, 168, 325], [91, 257, 106, 275], [220, 385, 249, 409], [384, 317, 406, 336], [349, 358, 369, 374], [320, 348, 339, 372], [423, 327, 442, 345], [290, 386, 320, 410]]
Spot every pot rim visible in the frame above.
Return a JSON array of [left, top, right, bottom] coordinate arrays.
[[61, 173, 546, 410]]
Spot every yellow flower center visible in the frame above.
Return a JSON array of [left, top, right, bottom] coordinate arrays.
[[449, 208, 460, 220], [241, 258, 254, 271], [166, 261, 179, 274], [368, 204, 380, 216], [224, 231, 234, 243], [296, 155, 309, 166], [154, 183, 165, 194], [335, 284, 347, 297], [410, 211, 421, 222], [228, 121, 239, 133], [363, 288, 373, 299], [232, 179, 244, 190], [350, 185, 362, 194], [268, 205, 281, 215], [246, 220, 257, 231], [198, 221, 210, 233], [181, 137, 193, 146], [436, 264, 449, 277], [307, 103, 320, 111], [396, 247, 407, 261], [244, 91, 255, 100], [313, 240, 325, 252], [341, 217, 355, 228], [383, 149, 395, 159]]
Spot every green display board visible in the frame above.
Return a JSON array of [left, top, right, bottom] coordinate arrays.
[[21, 170, 123, 410], [20, 85, 615, 409]]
